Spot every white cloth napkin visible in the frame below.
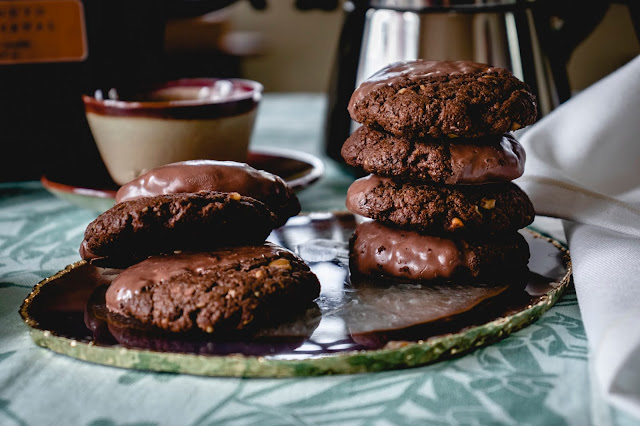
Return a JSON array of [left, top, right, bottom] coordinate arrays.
[[516, 54, 640, 419]]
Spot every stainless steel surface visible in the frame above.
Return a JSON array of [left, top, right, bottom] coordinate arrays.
[[354, 9, 420, 98], [324, 0, 610, 164], [371, 0, 523, 10], [355, 4, 558, 115]]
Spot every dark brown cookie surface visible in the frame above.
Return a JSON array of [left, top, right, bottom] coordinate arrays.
[[346, 175, 534, 235], [350, 220, 529, 281], [81, 192, 276, 267], [115, 160, 300, 228], [105, 244, 321, 334], [341, 127, 525, 184], [348, 60, 537, 138]]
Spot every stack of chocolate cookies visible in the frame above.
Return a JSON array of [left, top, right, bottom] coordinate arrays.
[[80, 160, 320, 335], [342, 60, 537, 282]]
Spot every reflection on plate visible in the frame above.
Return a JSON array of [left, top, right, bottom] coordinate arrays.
[[20, 212, 571, 377], [41, 147, 325, 212]]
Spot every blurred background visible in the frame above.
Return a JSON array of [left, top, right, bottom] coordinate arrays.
[[220, 0, 638, 93], [0, 0, 638, 181]]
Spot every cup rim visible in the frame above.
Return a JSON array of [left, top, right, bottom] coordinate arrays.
[[82, 78, 264, 111]]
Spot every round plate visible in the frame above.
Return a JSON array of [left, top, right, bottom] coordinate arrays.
[[41, 147, 324, 212], [20, 213, 571, 377]]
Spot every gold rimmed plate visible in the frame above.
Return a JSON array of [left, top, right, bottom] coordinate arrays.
[[20, 212, 571, 377], [41, 147, 325, 212]]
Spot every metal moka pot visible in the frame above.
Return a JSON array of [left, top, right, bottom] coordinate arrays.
[[324, 0, 613, 163]]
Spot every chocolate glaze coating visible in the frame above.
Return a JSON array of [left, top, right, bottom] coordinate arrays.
[[341, 127, 525, 184], [350, 221, 530, 281], [348, 60, 537, 138], [81, 192, 277, 268], [105, 244, 320, 334], [346, 175, 534, 235], [116, 160, 300, 228]]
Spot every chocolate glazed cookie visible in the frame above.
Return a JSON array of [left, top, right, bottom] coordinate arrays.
[[346, 175, 534, 235], [115, 160, 301, 228], [350, 221, 530, 281], [341, 127, 525, 184], [80, 192, 277, 267], [105, 244, 321, 334], [348, 60, 537, 138]]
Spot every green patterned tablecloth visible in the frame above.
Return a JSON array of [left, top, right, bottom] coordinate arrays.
[[0, 94, 635, 425]]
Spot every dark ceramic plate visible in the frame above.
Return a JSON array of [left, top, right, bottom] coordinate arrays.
[[20, 212, 571, 377], [41, 147, 325, 212]]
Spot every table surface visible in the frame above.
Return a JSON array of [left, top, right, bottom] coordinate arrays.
[[0, 94, 635, 426]]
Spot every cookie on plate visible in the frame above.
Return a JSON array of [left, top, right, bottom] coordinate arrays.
[[350, 220, 530, 281], [80, 192, 277, 267], [348, 60, 537, 139], [115, 160, 300, 228], [341, 126, 525, 184], [105, 244, 321, 334], [346, 175, 534, 235]]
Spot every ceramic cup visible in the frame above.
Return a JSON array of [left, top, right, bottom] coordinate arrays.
[[83, 78, 263, 185]]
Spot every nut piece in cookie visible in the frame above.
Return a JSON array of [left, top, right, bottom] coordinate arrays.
[[350, 220, 529, 281], [105, 244, 321, 334], [348, 60, 537, 138], [80, 192, 277, 267], [115, 160, 300, 228], [341, 126, 526, 184], [346, 175, 534, 235]]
